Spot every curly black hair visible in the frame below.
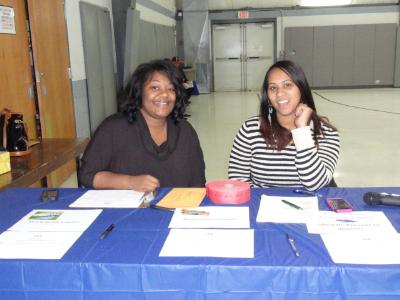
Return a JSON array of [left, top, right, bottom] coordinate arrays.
[[119, 59, 188, 123]]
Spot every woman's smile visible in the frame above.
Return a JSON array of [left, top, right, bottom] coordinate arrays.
[[267, 68, 301, 121], [141, 71, 176, 120]]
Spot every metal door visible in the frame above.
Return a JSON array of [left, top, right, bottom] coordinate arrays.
[[213, 22, 274, 91], [212, 24, 242, 91], [245, 23, 274, 91]]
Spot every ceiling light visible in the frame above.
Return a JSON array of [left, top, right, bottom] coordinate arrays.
[[300, 0, 352, 6]]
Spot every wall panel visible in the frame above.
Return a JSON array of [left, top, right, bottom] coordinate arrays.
[[353, 25, 374, 85], [285, 27, 313, 85], [333, 25, 354, 86], [374, 24, 396, 85], [313, 26, 333, 87]]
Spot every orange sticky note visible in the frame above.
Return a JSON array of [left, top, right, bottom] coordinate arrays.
[[156, 188, 206, 208]]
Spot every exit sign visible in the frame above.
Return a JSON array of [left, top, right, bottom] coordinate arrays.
[[237, 10, 249, 19]]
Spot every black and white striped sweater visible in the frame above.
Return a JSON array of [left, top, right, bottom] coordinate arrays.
[[228, 116, 340, 191]]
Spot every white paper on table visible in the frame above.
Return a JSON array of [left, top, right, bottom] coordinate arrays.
[[169, 206, 250, 228], [159, 229, 254, 258], [8, 209, 102, 232], [321, 233, 400, 264], [256, 195, 319, 223], [69, 190, 145, 208], [306, 211, 398, 235], [0, 230, 84, 259]]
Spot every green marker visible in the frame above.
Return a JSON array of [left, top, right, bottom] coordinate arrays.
[[281, 199, 303, 210]]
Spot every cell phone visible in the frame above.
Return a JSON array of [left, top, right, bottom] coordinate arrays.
[[326, 198, 353, 213], [41, 189, 59, 202]]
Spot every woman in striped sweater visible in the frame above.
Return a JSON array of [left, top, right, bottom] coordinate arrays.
[[228, 60, 340, 191]]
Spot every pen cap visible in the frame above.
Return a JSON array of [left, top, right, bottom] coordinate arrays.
[[206, 180, 250, 204]]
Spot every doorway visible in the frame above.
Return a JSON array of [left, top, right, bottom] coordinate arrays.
[[0, 0, 77, 187], [212, 22, 275, 92]]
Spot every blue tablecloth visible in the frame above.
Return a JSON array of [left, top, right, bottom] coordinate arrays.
[[0, 187, 399, 300]]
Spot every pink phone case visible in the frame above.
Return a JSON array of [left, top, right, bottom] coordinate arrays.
[[326, 198, 353, 213]]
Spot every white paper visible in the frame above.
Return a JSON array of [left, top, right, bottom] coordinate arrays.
[[9, 209, 102, 232], [0, 209, 102, 259], [306, 211, 397, 235], [256, 195, 319, 223], [169, 206, 250, 228], [69, 190, 144, 208], [159, 229, 254, 258], [0, 6, 16, 34], [321, 233, 400, 264], [0, 231, 84, 259]]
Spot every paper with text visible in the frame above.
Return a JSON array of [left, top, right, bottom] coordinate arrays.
[[156, 188, 206, 208], [321, 233, 400, 264], [256, 195, 319, 223], [0, 231, 84, 259], [9, 209, 102, 232], [306, 211, 397, 235], [169, 206, 250, 228], [0, 209, 102, 259], [159, 229, 254, 258], [69, 190, 144, 208]]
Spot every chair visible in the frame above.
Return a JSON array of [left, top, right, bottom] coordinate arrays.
[[327, 178, 337, 187]]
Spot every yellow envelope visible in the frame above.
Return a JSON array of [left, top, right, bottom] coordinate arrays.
[[156, 188, 206, 208]]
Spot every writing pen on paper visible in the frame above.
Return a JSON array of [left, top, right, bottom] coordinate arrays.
[[286, 234, 300, 257], [293, 189, 315, 196], [149, 204, 175, 212], [281, 199, 303, 210], [181, 209, 210, 216], [100, 224, 115, 239]]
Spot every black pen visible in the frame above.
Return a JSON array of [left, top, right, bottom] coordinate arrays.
[[282, 199, 303, 210], [100, 224, 115, 239], [286, 234, 300, 257], [150, 204, 175, 212], [293, 189, 315, 196]]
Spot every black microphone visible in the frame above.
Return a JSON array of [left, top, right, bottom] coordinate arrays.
[[363, 192, 400, 206]]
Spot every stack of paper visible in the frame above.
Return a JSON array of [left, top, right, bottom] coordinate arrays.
[[0, 209, 101, 259], [159, 206, 253, 258]]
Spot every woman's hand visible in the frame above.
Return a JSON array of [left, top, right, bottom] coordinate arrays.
[[128, 175, 160, 193], [93, 172, 159, 192], [294, 103, 313, 128]]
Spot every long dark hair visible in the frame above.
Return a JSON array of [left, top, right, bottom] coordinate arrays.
[[119, 59, 188, 123], [259, 60, 336, 150]]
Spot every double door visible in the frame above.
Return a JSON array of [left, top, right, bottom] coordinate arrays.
[[212, 22, 274, 91]]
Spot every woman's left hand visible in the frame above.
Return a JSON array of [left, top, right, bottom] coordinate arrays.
[[294, 103, 313, 128]]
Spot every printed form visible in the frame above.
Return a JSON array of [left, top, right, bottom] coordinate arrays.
[[0, 209, 101, 259], [169, 206, 250, 228], [160, 206, 253, 258], [307, 211, 400, 264], [159, 229, 254, 258]]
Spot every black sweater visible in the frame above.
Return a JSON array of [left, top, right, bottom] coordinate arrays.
[[79, 112, 206, 188]]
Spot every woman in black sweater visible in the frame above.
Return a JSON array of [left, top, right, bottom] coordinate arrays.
[[79, 60, 206, 192]]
